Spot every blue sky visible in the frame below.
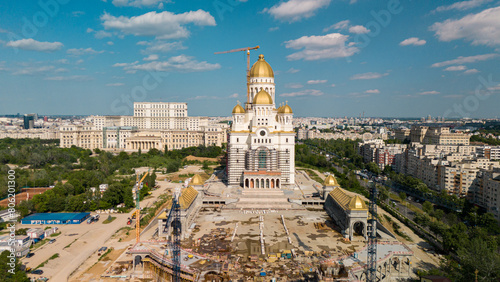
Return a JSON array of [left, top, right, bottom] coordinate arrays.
[[1, 0, 500, 118]]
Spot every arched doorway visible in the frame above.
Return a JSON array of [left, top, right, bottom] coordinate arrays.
[[353, 221, 365, 237]]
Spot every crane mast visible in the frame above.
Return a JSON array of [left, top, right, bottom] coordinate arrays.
[[215, 45, 260, 108], [134, 171, 149, 243], [162, 189, 182, 282], [366, 181, 378, 282]]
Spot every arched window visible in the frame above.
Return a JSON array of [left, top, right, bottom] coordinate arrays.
[[258, 150, 267, 169]]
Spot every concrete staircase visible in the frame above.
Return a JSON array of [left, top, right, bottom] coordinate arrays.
[[227, 189, 301, 210]]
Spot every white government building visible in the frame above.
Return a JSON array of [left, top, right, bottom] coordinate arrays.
[[59, 102, 227, 152], [227, 54, 295, 188]]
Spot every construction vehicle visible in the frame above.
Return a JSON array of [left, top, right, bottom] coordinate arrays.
[[215, 46, 259, 110], [127, 218, 132, 225]]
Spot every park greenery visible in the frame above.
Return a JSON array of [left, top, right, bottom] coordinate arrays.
[[0, 138, 223, 220]]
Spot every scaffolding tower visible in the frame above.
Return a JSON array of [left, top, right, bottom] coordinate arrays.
[[367, 181, 378, 282]]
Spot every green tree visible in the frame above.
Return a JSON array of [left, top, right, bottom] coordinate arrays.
[[456, 237, 500, 281], [0, 251, 30, 281], [399, 192, 407, 202], [422, 201, 434, 214]]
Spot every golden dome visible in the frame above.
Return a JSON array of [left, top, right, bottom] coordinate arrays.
[[249, 54, 274, 78], [253, 90, 273, 104], [280, 105, 293, 114], [232, 104, 245, 114], [324, 175, 339, 186], [189, 174, 204, 186], [348, 195, 368, 210]]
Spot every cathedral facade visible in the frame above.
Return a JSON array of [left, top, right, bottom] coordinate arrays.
[[227, 55, 295, 188]]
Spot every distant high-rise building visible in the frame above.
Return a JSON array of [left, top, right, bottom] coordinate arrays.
[[23, 114, 35, 129]]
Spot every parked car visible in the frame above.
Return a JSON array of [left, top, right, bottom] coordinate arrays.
[[98, 247, 107, 252], [31, 269, 44, 275], [49, 239, 56, 244], [26, 253, 34, 258]]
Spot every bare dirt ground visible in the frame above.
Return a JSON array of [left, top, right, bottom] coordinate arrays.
[[69, 175, 184, 281], [184, 155, 219, 162]]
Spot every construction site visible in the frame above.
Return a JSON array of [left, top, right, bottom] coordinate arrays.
[[78, 166, 440, 282]]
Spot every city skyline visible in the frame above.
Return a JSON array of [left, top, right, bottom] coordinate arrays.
[[1, 0, 500, 118]]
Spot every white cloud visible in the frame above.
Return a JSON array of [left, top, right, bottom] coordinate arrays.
[[45, 75, 92, 81], [464, 68, 480, 74], [67, 48, 105, 56], [434, 0, 493, 13], [56, 59, 69, 64], [72, 11, 85, 17], [4, 39, 63, 52], [323, 20, 350, 32], [285, 83, 304, 89], [331, 84, 336, 87], [418, 90, 440, 95], [106, 83, 124, 86], [286, 68, 300, 73], [307, 79, 327, 84], [140, 41, 186, 54], [444, 94, 465, 99], [54, 68, 68, 73], [112, 0, 169, 7], [101, 10, 216, 39], [349, 25, 369, 34], [76, 59, 84, 65], [13, 65, 55, 75], [143, 54, 159, 61], [269, 27, 279, 32], [264, 0, 331, 22], [350, 72, 388, 80], [229, 93, 239, 98], [400, 37, 426, 46], [280, 89, 324, 97], [430, 6, 500, 46], [107, 41, 114, 45], [95, 30, 112, 39], [444, 65, 467, 71], [365, 89, 380, 94], [113, 61, 139, 67], [114, 55, 220, 72], [188, 95, 221, 100], [431, 53, 498, 67], [285, 33, 359, 60]]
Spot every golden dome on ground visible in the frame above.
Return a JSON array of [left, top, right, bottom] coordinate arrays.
[[324, 174, 339, 186], [249, 54, 274, 78], [232, 104, 245, 114], [189, 174, 204, 186], [253, 90, 273, 104]]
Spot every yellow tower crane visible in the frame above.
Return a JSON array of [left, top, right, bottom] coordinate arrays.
[[214, 45, 260, 109], [134, 171, 149, 243]]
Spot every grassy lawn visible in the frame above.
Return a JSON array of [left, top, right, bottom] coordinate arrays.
[[32, 238, 49, 250], [35, 253, 59, 269], [102, 216, 117, 224], [50, 232, 61, 237], [303, 169, 324, 183], [64, 238, 78, 249]]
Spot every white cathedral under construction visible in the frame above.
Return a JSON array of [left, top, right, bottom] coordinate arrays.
[[227, 54, 295, 188]]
